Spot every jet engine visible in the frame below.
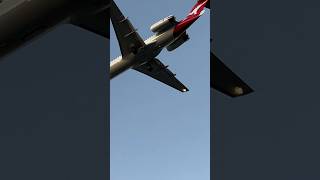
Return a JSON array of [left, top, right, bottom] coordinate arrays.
[[150, 15, 177, 33], [166, 33, 190, 51]]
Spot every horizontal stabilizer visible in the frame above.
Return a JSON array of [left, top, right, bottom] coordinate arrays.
[[71, 8, 109, 38], [211, 53, 253, 97]]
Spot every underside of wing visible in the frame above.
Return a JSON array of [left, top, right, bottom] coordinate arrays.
[[211, 53, 253, 97], [133, 58, 189, 92], [109, 1, 145, 57]]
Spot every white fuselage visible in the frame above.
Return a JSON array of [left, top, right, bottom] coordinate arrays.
[[110, 27, 177, 79]]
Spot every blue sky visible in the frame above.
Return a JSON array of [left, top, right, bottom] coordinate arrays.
[[110, 1, 210, 180]]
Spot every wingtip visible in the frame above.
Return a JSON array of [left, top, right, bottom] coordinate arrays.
[[182, 88, 189, 92]]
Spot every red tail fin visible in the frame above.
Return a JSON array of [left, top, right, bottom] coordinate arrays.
[[174, 0, 208, 35], [187, 0, 208, 19]]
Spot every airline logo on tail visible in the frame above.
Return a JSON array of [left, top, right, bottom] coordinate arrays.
[[188, 0, 207, 17], [174, 0, 208, 35]]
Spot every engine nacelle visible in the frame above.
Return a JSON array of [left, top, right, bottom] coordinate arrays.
[[150, 15, 177, 33], [166, 33, 190, 51]]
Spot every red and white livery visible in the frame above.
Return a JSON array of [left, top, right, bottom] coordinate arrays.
[[110, 0, 208, 92]]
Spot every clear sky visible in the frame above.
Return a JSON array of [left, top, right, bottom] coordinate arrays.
[[110, 0, 210, 180]]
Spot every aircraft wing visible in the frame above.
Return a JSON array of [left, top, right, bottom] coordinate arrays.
[[110, 1, 145, 57], [211, 53, 253, 97], [133, 58, 189, 92]]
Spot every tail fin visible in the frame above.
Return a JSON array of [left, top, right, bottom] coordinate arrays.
[[174, 0, 208, 35], [187, 0, 208, 19]]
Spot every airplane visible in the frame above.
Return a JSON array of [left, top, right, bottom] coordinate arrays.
[[0, 0, 110, 59], [0, 0, 252, 97], [110, 0, 209, 92]]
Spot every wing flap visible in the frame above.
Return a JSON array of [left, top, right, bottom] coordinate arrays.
[[134, 58, 189, 92], [211, 53, 253, 97]]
